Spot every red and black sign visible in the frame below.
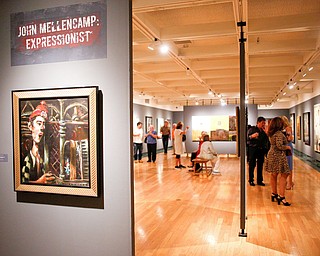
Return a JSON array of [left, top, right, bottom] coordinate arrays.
[[11, 1, 107, 66]]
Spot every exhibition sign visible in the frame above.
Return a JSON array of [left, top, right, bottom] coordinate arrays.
[[11, 1, 107, 65]]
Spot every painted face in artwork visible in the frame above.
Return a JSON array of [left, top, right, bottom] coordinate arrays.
[[29, 116, 46, 144]]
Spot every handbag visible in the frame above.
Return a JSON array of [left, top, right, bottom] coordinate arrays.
[[285, 149, 292, 156], [182, 134, 186, 141], [144, 136, 147, 143]]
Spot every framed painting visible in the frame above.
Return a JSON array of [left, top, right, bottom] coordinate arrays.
[[289, 113, 295, 144], [12, 86, 99, 197], [296, 115, 301, 140], [157, 118, 164, 134], [145, 116, 152, 133], [191, 115, 237, 141], [303, 112, 310, 145], [314, 104, 320, 153]]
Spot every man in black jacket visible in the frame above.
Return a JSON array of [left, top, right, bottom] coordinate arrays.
[[247, 116, 269, 186]]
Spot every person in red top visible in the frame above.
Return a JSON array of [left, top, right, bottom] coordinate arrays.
[[188, 131, 207, 171]]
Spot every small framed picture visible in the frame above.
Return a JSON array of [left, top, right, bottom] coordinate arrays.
[[289, 113, 295, 144], [303, 112, 310, 145], [314, 104, 320, 153], [145, 116, 152, 133], [297, 115, 301, 140]]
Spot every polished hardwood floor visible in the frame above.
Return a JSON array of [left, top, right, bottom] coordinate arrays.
[[134, 151, 320, 256]]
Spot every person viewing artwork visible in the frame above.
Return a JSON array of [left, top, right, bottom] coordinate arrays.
[[21, 101, 56, 184], [265, 117, 292, 206], [171, 123, 176, 155], [197, 134, 220, 174], [174, 121, 189, 169], [160, 120, 170, 154], [189, 131, 206, 171], [133, 121, 144, 163], [145, 125, 159, 163], [281, 116, 294, 190], [247, 116, 269, 186]]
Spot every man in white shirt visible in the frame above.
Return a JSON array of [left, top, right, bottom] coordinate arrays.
[[198, 135, 220, 174], [133, 122, 144, 163]]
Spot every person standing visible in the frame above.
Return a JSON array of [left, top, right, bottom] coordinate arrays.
[[265, 117, 292, 206], [174, 122, 189, 169], [160, 120, 170, 154], [145, 125, 158, 163], [133, 121, 144, 163], [281, 116, 294, 190], [247, 116, 269, 186], [171, 123, 177, 155]]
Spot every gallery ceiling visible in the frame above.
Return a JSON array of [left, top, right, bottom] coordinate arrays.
[[132, 0, 320, 110]]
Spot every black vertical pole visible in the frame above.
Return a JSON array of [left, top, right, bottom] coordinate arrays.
[[238, 21, 247, 237]]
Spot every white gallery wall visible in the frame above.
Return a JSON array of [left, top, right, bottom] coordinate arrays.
[[0, 0, 133, 256]]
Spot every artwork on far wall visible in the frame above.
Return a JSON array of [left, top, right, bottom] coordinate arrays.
[[12, 86, 99, 197], [191, 115, 237, 141], [290, 113, 295, 144], [314, 103, 320, 153], [145, 116, 152, 133], [297, 115, 301, 140], [157, 118, 164, 135], [303, 112, 310, 146]]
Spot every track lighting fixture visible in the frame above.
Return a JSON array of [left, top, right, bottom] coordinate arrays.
[[288, 80, 294, 90], [147, 38, 161, 51], [208, 89, 213, 95], [148, 38, 169, 54], [159, 44, 169, 54]]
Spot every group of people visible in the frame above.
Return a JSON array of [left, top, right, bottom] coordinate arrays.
[[133, 120, 221, 173], [133, 120, 173, 163], [134, 114, 295, 206], [133, 120, 190, 166], [247, 116, 294, 206]]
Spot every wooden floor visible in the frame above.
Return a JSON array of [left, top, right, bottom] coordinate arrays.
[[134, 151, 320, 256]]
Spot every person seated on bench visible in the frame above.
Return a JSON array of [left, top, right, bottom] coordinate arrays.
[[197, 135, 220, 174], [189, 131, 207, 171]]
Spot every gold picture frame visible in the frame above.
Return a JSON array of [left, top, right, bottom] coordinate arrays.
[[12, 86, 99, 197], [303, 112, 310, 146], [297, 115, 301, 140]]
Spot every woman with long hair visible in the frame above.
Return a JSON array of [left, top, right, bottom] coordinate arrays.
[[281, 116, 294, 190], [265, 117, 292, 206]]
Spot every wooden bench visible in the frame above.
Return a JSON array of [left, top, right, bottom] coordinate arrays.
[[192, 158, 212, 178]]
